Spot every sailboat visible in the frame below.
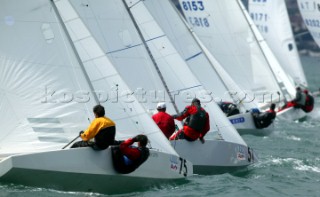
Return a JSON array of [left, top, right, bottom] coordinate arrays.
[[66, 0, 256, 174], [248, 0, 310, 121], [143, 0, 273, 136], [177, 0, 307, 121], [0, 0, 193, 194], [297, 0, 320, 48]]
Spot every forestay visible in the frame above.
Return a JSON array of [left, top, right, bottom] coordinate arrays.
[[248, 0, 308, 88]]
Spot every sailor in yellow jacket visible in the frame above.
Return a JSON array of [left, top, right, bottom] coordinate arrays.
[[71, 104, 116, 150]]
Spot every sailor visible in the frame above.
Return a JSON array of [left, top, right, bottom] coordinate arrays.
[[218, 101, 240, 117], [292, 86, 307, 108], [169, 98, 210, 143], [112, 134, 150, 174], [302, 89, 314, 113], [152, 102, 175, 139], [279, 86, 306, 111], [252, 103, 276, 129], [71, 104, 116, 150]]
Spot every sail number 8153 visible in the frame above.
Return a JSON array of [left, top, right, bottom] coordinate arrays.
[[181, 1, 205, 11]]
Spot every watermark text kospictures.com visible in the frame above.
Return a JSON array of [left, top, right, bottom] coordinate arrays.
[[41, 86, 282, 104]]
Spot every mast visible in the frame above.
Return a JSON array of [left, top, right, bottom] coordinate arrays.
[[122, 0, 180, 114], [50, 0, 100, 105]]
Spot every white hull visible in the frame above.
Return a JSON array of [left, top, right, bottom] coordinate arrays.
[[228, 112, 274, 136], [170, 140, 256, 175], [277, 107, 307, 122], [0, 147, 193, 194]]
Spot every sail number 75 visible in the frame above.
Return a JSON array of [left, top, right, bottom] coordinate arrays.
[[179, 157, 188, 177]]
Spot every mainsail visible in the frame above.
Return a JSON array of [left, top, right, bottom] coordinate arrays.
[[0, 0, 96, 156], [248, 0, 308, 88]]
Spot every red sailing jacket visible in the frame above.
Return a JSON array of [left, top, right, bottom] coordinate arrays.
[[119, 138, 140, 161], [152, 111, 175, 139], [174, 105, 210, 140]]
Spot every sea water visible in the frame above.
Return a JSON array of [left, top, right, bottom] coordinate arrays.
[[1, 56, 319, 197]]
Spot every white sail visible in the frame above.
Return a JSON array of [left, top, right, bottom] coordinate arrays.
[[66, 0, 247, 146], [0, 0, 96, 156], [0, 0, 193, 193], [142, 0, 274, 135], [238, 0, 298, 104], [53, 0, 178, 155], [297, 0, 320, 48], [144, 0, 258, 112], [248, 0, 308, 88], [59, 0, 257, 173], [178, 0, 296, 107], [0, 0, 177, 157]]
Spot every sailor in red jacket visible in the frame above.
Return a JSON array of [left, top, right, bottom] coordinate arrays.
[[169, 98, 210, 143], [302, 89, 314, 113], [119, 134, 150, 164], [152, 102, 175, 139], [112, 134, 150, 174], [252, 103, 276, 128]]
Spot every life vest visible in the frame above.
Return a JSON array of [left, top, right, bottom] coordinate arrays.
[[252, 109, 276, 129], [219, 102, 240, 117], [152, 112, 175, 139], [302, 94, 314, 113], [111, 146, 150, 174], [94, 126, 116, 150], [186, 106, 206, 132]]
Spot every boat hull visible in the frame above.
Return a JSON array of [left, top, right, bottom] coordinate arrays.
[[0, 147, 192, 194], [228, 112, 274, 136], [170, 140, 256, 175], [277, 107, 307, 121]]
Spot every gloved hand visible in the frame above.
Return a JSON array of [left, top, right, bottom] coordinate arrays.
[[79, 130, 84, 136]]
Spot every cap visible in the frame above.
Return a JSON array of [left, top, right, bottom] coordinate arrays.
[[157, 102, 166, 110]]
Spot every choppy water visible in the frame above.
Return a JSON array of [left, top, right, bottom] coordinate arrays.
[[1, 56, 320, 197]]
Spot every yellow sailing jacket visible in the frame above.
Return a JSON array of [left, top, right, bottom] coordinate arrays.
[[80, 116, 115, 141]]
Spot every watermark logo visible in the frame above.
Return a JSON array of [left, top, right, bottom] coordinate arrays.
[[41, 86, 281, 104]]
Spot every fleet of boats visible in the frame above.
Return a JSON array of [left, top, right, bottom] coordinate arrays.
[[0, 0, 316, 194]]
